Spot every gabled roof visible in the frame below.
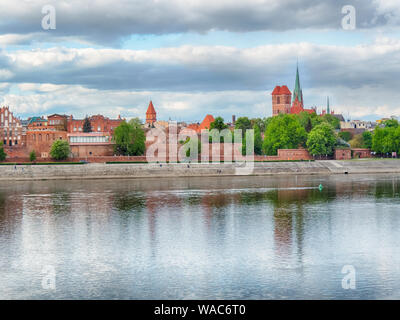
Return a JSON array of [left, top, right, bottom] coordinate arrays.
[[146, 101, 156, 115], [272, 85, 291, 95], [280, 85, 291, 95], [199, 114, 215, 131], [27, 116, 46, 125], [271, 86, 281, 95]]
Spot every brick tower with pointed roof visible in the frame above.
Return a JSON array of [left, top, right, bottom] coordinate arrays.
[[271, 85, 292, 116], [146, 100, 157, 125]]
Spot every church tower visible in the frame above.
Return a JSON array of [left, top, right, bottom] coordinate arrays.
[[292, 64, 304, 108], [271, 85, 292, 116], [146, 100, 157, 125]]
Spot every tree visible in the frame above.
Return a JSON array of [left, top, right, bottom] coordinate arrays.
[[298, 112, 322, 132], [253, 124, 263, 155], [235, 117, 252, 137], [29, 150, 37, 162], [50, 140, 70, 160], [250, 118, 268, 133], [382, 119, 399, 128], [306, 123, 337, 157], [209, 117, 228, 131], [362, 131, 372, 149], [184, 137, 201, 158], [372, 126, 400, 155], [242, 123, 263, 156], [321, 114, 340, 129], [338, 131, 352, 142], [83, 116, 92, 133], [0, 147, 6, 162], [209, 116, 231, 143], [263, 114, 307, 155], [113, 120, 145, 156], [349, 134, 363, 148]]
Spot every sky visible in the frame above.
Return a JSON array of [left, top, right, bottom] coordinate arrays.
[[1, 0, 400, 122]]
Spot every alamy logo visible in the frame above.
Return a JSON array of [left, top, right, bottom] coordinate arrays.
[[41, 5, 56, 30], [341, 265, 356, 290], [342, 5, 356, 30]]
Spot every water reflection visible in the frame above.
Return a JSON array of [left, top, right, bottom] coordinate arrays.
[[1, 174, 400, 299]]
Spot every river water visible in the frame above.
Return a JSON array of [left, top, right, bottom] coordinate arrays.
[[1, 174, 400, 299]]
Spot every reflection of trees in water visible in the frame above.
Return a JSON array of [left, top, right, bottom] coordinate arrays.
[[112, 192, 146, 214], [50, 192, 72, 215], [264, 188, 330, 262], [374, 179, 400, 199]]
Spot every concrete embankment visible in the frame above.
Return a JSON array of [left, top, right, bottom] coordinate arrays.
[[1, 160, 400, 181]]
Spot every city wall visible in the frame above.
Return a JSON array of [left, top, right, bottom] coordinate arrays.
[[1, 160, 400, 181]]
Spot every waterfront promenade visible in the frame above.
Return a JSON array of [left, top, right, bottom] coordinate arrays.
[[1, 159, 400, 181]]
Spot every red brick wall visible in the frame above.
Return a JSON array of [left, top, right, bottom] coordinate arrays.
[[335, 149, 351, 160]]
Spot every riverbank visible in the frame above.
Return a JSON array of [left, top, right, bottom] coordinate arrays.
[[1, 159, 400, 181]]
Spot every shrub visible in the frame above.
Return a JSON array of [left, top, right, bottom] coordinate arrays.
[[50, 140, 70, 160]]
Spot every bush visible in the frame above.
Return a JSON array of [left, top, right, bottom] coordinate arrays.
[[306, 123, 337, 156], [29, 150, 37, 162], [50, 140, 70, 160], [338, 131, 352, 142], [0, 147, 6, 162]]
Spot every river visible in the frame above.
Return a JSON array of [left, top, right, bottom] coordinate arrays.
[[1, 174, 400, 299]]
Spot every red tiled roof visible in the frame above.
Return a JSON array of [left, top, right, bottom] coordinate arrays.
[[199, 114, 215, 131], [271, 86, 281, 95], [272, 85, 291, 95], [146, 101, 156, 115], [280, 85, 291, 95]]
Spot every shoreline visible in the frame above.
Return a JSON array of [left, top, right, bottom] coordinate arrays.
[[1, 159, 400, 181]]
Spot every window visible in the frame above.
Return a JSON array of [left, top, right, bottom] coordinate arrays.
[[98, 126, 101, 131], [277, 97, 280, 104]]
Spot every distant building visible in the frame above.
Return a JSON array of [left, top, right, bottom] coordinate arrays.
[[67, 114, 122, 133], [146, 101, 157, 126], [271, 66, 316, 116], [0, 106, 25, 148], [340, 120, 374, 130]]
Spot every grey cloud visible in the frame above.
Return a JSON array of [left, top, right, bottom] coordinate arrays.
[[0, 0, 394, 46], [3, 41, 400, 94]]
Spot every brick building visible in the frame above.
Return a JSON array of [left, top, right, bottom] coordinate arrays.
[[67, 114, 122, 133], [1, 106, 26, 148], [26, 116, 68, 158], [145, 101, 157, 127], [272, 65, 316, 116]]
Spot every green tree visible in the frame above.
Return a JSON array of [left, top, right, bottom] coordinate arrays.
[[209, 116, 228, 131], [235, 117, 252, 137], [338, 131, 352, 142], [321, 114, 340, 129], [362, 131, 372, 149], [29, 150, 37, 162], [253, 124, 263, 155], [184, 137, 201, 158], [263, 114, 307, 155], [241, 124, 263, 156], [382, 119, 399, 128], [306, 123, 337, 157], [209, 116, 231, 143], [349, 134, 363, 148], [113, 120, 146, 156], [50, 140, 70, 160], [82, 116, 92, 133], [250, 118, 268, 133], [0, 147, 6, 162]]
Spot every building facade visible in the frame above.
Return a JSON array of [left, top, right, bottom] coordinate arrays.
[[0, 106, 25, 148]]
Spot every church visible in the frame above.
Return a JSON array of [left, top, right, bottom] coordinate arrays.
[[271, 65, 316, 116]]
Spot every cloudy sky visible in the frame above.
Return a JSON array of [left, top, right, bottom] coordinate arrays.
[[1, 0, 400, 122]]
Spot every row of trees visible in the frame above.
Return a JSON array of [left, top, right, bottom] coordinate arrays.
[[208, 113, 341, 157]]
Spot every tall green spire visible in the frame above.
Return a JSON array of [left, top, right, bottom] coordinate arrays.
[[293, 63, 303, 105], [327, 96, 330, 114]]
